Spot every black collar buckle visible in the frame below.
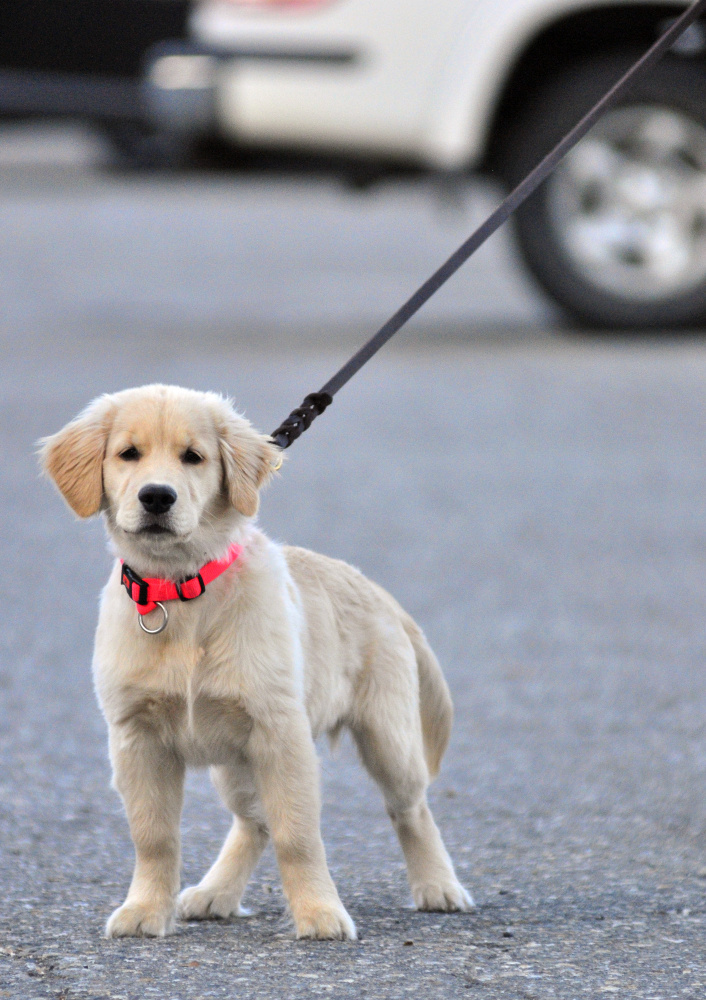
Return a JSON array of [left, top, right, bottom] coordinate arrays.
[[176, 573, 206, 602], [121, 563, 149, 606]]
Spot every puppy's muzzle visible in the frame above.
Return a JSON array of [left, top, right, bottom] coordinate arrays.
[[138, 484, 177, 516]]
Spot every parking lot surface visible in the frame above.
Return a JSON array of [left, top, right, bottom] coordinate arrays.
[[1, 151, 705, 998], [0, 125, 553, 340]]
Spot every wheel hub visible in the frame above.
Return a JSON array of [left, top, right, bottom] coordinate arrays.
[[547, 105, 706, 300]]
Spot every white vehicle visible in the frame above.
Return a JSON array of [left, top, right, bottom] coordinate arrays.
[[146, 0, 706, 328]]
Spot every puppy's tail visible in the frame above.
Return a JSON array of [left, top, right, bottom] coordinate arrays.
[[403, 616, 453, 779]]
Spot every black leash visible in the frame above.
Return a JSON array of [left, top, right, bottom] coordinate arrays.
[[271, 0, 706, 451]]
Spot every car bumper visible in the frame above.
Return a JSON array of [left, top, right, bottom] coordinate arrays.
[[143, 39, 358, 137], [143, 42, 219, 134]]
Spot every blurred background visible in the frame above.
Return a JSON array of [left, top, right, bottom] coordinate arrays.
[[3, 2, 706, 998], [4, 0, 706, 330]]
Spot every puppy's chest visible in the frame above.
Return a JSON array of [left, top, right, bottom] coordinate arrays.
[[125, 652, 253, 767], [175, 689, 253, 767]]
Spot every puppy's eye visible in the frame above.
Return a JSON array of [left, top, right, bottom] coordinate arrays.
[[183, 448, 204, 465], [118, 446, 140, 461]]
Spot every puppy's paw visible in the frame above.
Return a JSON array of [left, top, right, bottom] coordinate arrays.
[[294, 901, 357, 941], [413, 879, 474, 912], [178, 884, 249, 921], [105, 901, 175, 938]]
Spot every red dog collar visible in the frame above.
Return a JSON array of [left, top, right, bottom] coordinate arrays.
[[120, 543, 242, 616]]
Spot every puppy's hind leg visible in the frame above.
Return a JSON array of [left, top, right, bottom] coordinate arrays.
[[178, 763, 268, 921], [351, 641, 473, 912]]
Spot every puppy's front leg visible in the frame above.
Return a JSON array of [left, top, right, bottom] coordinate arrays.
[[249, 712, 356, 940], [105, 722, 185, 938]]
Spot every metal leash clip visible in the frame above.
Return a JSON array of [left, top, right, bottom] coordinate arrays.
[[138, 602, 169, 635]]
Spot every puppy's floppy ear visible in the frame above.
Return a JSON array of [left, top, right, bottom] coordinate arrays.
[[216, 403, 282, 518], [38, 394, 116, 518]]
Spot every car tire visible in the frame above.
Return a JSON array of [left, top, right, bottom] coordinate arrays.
[[504, 52, 706, 329], [100, 120, 189, 170]]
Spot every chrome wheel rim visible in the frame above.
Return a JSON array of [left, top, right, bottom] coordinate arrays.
[[547, 104, 706, 301]]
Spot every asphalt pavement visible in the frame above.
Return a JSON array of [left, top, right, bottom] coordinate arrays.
[[1, 132, 705, 999]]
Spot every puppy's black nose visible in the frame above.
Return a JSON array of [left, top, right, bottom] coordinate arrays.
[[138, 484, 177, 515]]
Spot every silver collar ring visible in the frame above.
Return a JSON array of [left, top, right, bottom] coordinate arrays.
[[138, 601, 169, 635]]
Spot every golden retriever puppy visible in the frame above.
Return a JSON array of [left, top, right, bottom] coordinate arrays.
[[40, 384, 472, 940]]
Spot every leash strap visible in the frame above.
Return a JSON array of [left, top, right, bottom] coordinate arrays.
[[121, 543, 242, 615], [271, 0, 706, 451]]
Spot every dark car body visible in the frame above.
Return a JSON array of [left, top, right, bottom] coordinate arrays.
[[0, 0, 190, 123]]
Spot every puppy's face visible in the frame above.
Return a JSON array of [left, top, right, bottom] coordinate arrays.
[[40, 385, 280, 570], [103, 392, 223, 543]]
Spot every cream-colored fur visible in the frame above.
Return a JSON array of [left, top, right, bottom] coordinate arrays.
[[40, 384, 472, 941]]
